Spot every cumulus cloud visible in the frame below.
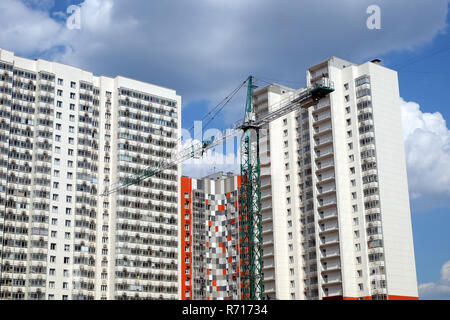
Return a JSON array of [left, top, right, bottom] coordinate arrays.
[[0, 0, 65, 55], [1, 0, 449, 122], [400, 99, 450, 207], [419, 261, 450, 300], [181, 127, 241, 179]]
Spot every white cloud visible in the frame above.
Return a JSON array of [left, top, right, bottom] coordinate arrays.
[[1, 0, 449, 121], [400, 99, 450, 205], [0, 0, 65, 55], [180, 129, 241, 179], [419, 261, 450, 300]]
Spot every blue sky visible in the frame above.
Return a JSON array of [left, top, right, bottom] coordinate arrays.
[[0, 0, 449, 299]]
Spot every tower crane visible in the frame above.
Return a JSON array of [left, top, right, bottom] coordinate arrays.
[[102, 76, 334, 300]]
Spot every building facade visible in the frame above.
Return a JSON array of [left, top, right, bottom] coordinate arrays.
[[254, 57, 418, 300], [0, 48, 181, 300], [181, 173, 241, 300]]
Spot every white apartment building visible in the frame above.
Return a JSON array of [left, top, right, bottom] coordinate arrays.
[[255, 57, 418, 300], [0, 48, 181, 300]]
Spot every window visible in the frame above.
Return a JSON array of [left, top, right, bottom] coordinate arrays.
[[50, 243, 56, 250], [64, 257, 70, 264], [355, 75, 370, 87], [345, 95, 350, 102], [66, 196, 72, 203], [49, 268, 55, 276], [52, 218, 57, 225], [56, 123, 61, 130], [70, 103, 75, 110], [64, 245, 70, 252], [344, 83, 349, 90], [347, 130, 352, 138], [58, 78, 63, 85], [70, 81, 76, 89], [63, 282, 68, 289], [56, 112, 62, 119], [346, 118, 351, 126], [345, 106, 350, 114], [352, 204, 358, 212], [350, 167, 355, 174], [57, 101, 62, 107], [57, 89, 62, 96], [68, 160, 73, 168], [70, 92, 76, 99], [66, 208, 71, 215], [50, 256, 56, 263], [55, 135, 61, 142], [69, 115, 75, 122], [54, 158, 60, 165], [348, 143, 353, 150], [69, 126, 74, 133]]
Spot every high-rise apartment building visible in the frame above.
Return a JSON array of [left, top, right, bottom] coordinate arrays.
[[181, 173, 241, 300], [0, 48, 181, 300], [255, 57, 418, 300]]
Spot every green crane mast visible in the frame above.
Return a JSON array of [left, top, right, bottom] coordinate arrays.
[[239, 76, 263, 300]]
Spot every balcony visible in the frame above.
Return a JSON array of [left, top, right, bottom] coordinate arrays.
[[316, 162, 334, 174], [318, 224, 339, 235], [316, 187, 336, 198], [313, 126, 332, 138], [321, 265, 341, 274], [315, 150, 334, 162], [318, 211, 338, 222], [322, 278, 342, 286], [316, 175, 335, 186], [313, 112, 332, 126], [320, 251, 340, 260], [317, 200, 337, 211], [319, 239, 340, 248], [314, 136, 333, 149]]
